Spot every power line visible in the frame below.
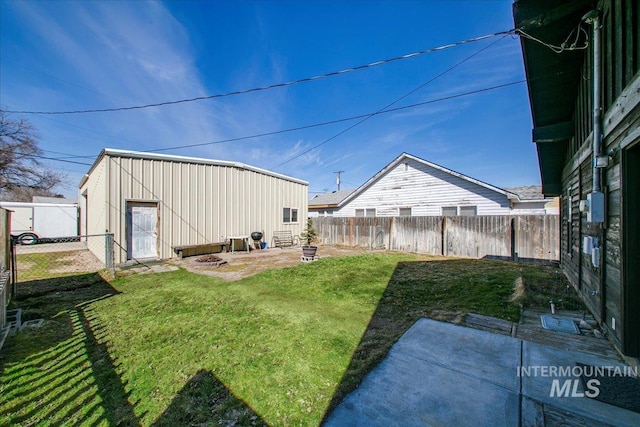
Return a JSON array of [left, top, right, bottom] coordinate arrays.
[[29, 79, 527, 165], [278, 34, 510, 166], [41, 149, 95, 160], [5, 30, 514, 116], [28, 154, 93, 166]]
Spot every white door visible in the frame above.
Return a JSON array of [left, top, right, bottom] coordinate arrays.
[[129, 203, 158, 259]]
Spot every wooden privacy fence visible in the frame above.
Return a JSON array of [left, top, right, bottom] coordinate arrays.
[[312, 215, 560, 262]]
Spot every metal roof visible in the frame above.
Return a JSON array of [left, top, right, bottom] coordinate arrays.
[[80, 148, 308, 187]]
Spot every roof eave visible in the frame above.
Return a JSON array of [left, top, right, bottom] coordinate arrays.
[[82, 148, 308, 186], [514, 0, 596, 197]]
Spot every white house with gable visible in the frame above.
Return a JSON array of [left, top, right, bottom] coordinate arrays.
[[309, 153, 558, 217]]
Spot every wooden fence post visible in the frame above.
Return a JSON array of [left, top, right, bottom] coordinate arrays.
[[441, 216, 447, 257], [349, 217, 353, 247], [511, 217, 517, 261]]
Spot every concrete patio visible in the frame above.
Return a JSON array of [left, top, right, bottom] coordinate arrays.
[[324, 318, 640, 427]]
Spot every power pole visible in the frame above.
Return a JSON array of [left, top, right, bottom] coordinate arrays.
[[333, 170, 344, 191]]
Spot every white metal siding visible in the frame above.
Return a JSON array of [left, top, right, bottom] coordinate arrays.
[[79, 157, 108, 236], [4, 206, 33, 234], [335, 158, 511, 217], [78, 156, 109, 264], [97, 155, 307, 262], [33, 205, 78, 237]]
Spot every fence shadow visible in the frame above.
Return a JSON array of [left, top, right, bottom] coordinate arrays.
[[320, 258, 537, 423], [320, 260, 453, 422], [0, 272, 141, 426], [152, 369, 267, 426], [482, 255, 559, 266]]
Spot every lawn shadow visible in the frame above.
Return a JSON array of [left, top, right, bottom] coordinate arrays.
[[152, 369, 268, 427], [320, 258, 529, 423], [0, 272, 142, 426]]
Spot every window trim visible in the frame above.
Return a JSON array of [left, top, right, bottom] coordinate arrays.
[[441, 206, 458, 216], [459, 206, 478, 216], [282, 207, 299, 224], [399, 207, 412, 217], [355, 208, 376, 217]]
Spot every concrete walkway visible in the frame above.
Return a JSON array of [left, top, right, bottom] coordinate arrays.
[[324, 318, 640, 427]]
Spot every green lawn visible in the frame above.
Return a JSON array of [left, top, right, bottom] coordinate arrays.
[[0, 253, 579, 426]]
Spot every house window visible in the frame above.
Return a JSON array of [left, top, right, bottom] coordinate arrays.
[[355, 208, 376, 217], [283, 207, 299, 223], [399, 207, 412, 217], [459, 206, 477, 216], [442, 207, 457, 216]]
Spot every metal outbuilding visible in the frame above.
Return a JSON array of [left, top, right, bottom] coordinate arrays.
[[79, 149, 308, 264]]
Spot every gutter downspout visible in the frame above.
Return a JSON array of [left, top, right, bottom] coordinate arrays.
[[583, 9, 607, 323], [584, 10, 603, 193]]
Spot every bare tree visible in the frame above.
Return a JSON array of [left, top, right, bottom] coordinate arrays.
[[0, 110, 65, 201]]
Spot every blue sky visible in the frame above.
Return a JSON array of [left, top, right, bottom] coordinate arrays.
[[0, 0, 537, 198]]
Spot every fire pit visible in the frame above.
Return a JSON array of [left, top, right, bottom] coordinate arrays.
[[195, 254, 227, 267]]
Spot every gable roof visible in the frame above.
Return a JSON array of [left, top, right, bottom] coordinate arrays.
[[80, 148, 308, 187], [309, 189, 355, 208], [337, 153, 519, 208]]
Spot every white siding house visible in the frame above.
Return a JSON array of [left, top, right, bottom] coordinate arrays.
[[309, 153, 557, 217], [79, 149, 308, 264]]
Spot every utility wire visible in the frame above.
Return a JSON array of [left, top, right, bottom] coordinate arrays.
[[6, 30, 514, 115], [28, 79, 526, 165], [278, 35, 510, 166], [29, 154, 93, 166]]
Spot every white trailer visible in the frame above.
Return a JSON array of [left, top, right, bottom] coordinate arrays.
[[0, 202, 79, 242]]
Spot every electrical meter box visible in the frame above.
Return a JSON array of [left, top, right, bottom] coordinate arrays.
[[587, 191, 605, 223]]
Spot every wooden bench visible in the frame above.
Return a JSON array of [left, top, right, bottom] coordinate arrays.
[[271, 231, 299, 248], [173, 242, 226, 259]]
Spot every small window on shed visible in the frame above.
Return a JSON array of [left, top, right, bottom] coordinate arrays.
[[355, 209, 364, 217], [283, 207, 299, 223], [442, 207, 457, 216], [459, 206, 477, 216], [399, 207, 412, 217]]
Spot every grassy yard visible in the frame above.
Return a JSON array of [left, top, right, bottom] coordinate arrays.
[[0, 253, 580, 426]]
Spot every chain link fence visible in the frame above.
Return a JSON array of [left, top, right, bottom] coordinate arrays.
[[12, 234, 115, 284]]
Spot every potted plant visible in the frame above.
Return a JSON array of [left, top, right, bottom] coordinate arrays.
[[300, 218, 318, 258]]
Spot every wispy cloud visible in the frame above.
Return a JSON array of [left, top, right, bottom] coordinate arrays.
[[5, 1, 293, 166]]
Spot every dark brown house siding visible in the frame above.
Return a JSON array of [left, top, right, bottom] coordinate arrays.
[[515, 0, 640, 356]]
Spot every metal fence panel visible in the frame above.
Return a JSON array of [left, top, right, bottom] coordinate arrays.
[[13, 234, 115, 283]]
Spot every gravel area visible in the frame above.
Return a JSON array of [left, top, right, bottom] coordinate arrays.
[[170, 244, 377, 281]]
